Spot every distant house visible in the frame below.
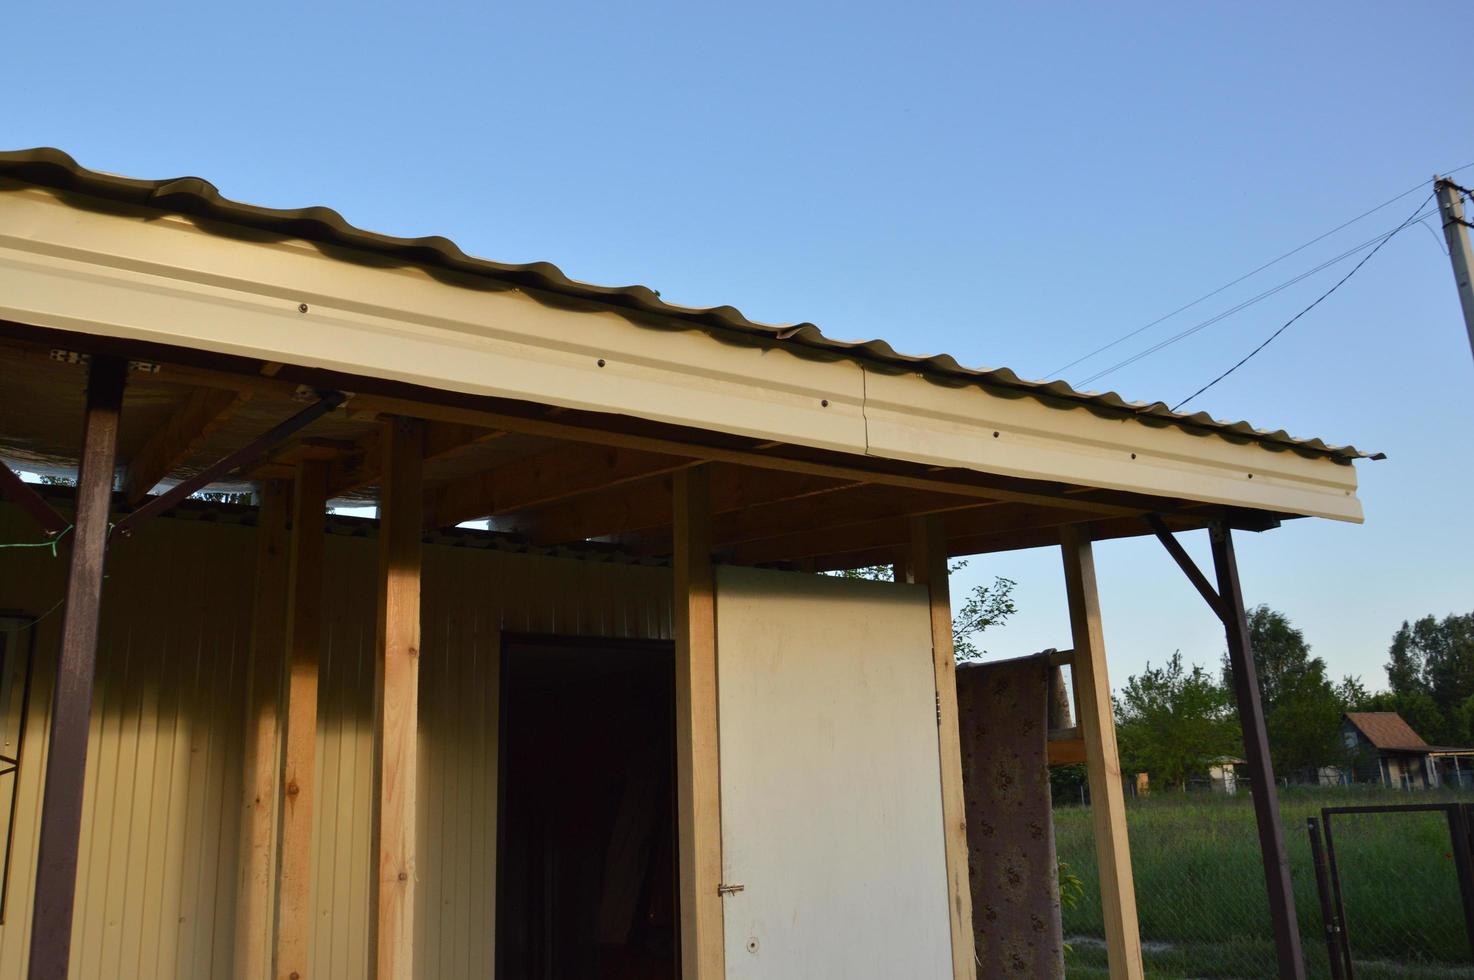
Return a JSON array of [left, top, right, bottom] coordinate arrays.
[[1341, 712, 1474, 789]]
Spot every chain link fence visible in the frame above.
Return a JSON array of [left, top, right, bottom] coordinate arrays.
[[1052, 785, 1473, 978]]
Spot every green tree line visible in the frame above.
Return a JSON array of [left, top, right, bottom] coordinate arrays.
[[1113, 606, 1474, 787]]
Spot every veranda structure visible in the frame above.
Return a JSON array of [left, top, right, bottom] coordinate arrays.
[[0, 148, 1367, 980]]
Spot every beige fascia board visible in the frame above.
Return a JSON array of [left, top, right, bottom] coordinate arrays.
[[0, 184, 1362, 522]]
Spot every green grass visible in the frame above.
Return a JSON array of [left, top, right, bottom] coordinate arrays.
[[1054, 786, 1473, 978]]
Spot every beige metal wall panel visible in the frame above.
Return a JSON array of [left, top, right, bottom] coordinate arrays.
[[0, 503, 672, 979], [714, 566, 953, 979], [0, 186, 1363, 521]]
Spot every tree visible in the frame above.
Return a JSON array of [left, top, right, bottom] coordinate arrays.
[[1223, 606, 1315, 711], [1115, 652, 1239, 789], [1264, 659, 1344, 778], [949, 561, 1016, 661], [1385, 613, 1474, 742]]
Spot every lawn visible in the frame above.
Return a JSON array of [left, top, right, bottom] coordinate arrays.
[[1053, 786, 1473, 978]]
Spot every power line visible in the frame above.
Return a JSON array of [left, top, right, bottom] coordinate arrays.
[[1050, 161, 1474, 379], [1077, 208, 1439, 387], [1170, 193, 1435, 412]]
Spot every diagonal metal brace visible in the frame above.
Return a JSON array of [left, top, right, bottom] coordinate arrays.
[[113, 390, 347, 535], [1144, 513, 1228, 623], [0, 457, 71, 538]]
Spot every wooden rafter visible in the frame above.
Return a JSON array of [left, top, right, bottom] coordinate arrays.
[[506, 466, 854, 545], [428, 444, 696, 529], [122, 386, 250, 503]]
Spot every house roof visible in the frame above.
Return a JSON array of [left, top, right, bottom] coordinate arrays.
[[0, 146, 1367, 465], [1344, 712, 1430, 752]]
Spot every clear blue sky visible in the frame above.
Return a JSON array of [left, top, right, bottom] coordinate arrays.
[[7, 2, 1471, 690]]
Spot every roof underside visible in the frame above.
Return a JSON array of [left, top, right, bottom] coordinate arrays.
[[0, 147, 1365, 464]]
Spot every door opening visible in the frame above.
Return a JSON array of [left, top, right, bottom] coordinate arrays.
[[496, 634, 678, 980]]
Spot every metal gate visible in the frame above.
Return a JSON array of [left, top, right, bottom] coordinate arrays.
[[1307, 803, 1474, 978]]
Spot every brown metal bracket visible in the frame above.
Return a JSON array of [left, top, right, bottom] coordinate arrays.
[[113, 390, 347, 536], [0, 458, 70, 538], [1143, 514, 1228, 624]]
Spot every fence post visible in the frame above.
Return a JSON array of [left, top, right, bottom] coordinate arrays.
[[1305, 817, 1346, 980]]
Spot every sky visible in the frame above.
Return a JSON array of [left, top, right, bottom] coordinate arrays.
[[4, 2, 1471, 691]]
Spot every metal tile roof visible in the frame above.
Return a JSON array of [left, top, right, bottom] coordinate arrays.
[[0, 147, 1367, 463], [1344, 712, 1430, 752]]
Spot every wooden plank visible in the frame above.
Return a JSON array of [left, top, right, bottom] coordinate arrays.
[[26, 355, 126, 980], [908, 516, 977, 980], [323, 421, 506, 498], [274, 460, 328, 980], [1210, 524, 1306, 980], [510, 466, 852, 546], [1059, 524, 1144, 980], [233, 480, 292, 980], [1144, 515, 1226, 621], [428, 443, 696, 528], [1047, 738, 1088, 767], [0, 456, 70, 537], [371, 418, 424, 980], [673, 467, 725, 979], [122, 386, 249, 503]]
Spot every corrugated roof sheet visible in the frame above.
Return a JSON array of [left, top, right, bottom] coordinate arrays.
[[0, 146, 1367, 462], [1345, 712, 1430, 751]]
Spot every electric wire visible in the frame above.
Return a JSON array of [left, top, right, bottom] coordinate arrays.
[[1050, 161, 1474, 380], [1170, 193, 1435, 412], [1077, 208, 1439, 387]]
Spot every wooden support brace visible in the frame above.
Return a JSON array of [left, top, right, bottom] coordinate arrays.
[[122, 386, 250, 503], [1210, 523, 1306, 980], [274, 461, 328, 980], [234, 480, 292, 980], [371, 418, 424, 980], [0, 457, 70, 538], [26, 355, 126, 980], [114, 391, 344, 536], [1143, 515, 1227, 621], [908, 516, 977, 980], [1060, 524, 1145, 980], [673, 467, 725, 979]]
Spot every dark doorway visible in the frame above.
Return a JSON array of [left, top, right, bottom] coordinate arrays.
[[496, 635, 679, 980]]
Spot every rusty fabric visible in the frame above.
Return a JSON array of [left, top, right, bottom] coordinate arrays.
[[956, 654, 1065, 979]]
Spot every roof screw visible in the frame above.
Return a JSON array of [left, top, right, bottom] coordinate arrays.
[[992, 431, 1000, 438], [298, 303, 309, 314], [821, 399, 829, 407], [597, 358, 606, 367]]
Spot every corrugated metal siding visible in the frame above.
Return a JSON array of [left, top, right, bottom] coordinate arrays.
[[0, 505, 672, 979]]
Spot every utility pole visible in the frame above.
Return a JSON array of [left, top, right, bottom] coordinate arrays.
[[1433, 177, 1474, 366]]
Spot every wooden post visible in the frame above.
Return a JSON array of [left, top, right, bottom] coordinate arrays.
[[275, 461, 328, 980], [26, 355, 126, 980], [908, 516, 976, 980], [234, 479, 292, 980], [1059, 524, 1144, 980], [1210, 523, 1306, 980], [673, 466, 724, 979], [370, 419, 424, 980]]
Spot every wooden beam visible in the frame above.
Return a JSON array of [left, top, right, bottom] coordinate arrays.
[[113, 391, 346, 535], [908, 516, 976, 980], [371, 419, 424, 980], [1060, 524, 1144, 980], [275, 461, 328, 980], [428, 444, 695, 528], [733, 500, 1098, 566], [811, 512, 1206, 571], [233, 479, 292, 980], [27, 355, 126, 980], [673, 467, 724, 979], [323, 421, 507, 499], [122, 386, 250, 503], [1144, 515, 1226, 621], [1211, 523, 1306, 980], [509, 466, 852, 546], [0, 457, 70, 538], [1047, 738, 1088, 767]]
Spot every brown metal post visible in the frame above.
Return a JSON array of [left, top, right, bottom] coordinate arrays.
[[1210, 522, 1306, 980], [26, 355, 127, 980]]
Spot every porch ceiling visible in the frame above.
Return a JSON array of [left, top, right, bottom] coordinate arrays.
[[0, 327, 1251, 569]]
